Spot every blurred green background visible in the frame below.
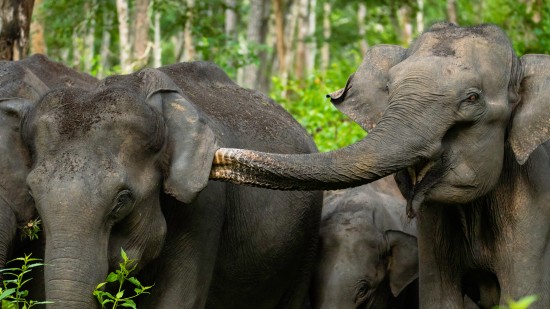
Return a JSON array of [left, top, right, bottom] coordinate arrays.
[[31, 0, 550, 151]]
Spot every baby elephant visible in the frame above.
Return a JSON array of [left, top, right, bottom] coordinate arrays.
[[311, 176, 418, 309]]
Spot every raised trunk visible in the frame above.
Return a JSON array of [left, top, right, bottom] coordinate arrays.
[[210, 110, 438, 190]]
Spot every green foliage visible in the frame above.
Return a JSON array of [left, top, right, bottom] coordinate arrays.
[[493, 295, 538, 309], [93, 248, 153, 309], [17, 219, 41, 242], [0, 254, 52, 309], [271, 51, 367, 152]]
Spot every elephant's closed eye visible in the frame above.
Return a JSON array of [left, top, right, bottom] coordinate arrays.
[[354, 279, 372, 305], [110, 190, 135, 219]]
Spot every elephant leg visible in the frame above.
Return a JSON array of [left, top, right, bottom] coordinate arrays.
[[417, 207, 464, 309], [141, 182, 226, 309]]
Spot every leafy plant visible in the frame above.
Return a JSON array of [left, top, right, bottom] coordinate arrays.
[[493, 295, 538, 309], [93, 248, 153, 309], [0, 254, 52, 309], [18, 218, 42, 241]]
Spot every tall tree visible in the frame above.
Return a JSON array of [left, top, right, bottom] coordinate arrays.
[[0, 0, 35, 60], [241, 0, 269, 89], [358, 2, 368, 55], [274, 0, 286, 75], [447, 0, 457, 24], [132, 0, 150, 69], [321, 1, 330, 72], [116, 0, 131, 73], [225, 0, 237, 39], [30, 0, 45, 54]]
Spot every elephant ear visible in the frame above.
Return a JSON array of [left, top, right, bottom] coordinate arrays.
[[327, 45, 406, 131], [0, 98, 34, 119], [140, 68, 219, 204], [510, 54, 550, 165], [385, 230, 418, 297]]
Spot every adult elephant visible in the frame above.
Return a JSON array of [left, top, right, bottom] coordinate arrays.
[[211, 23, 550, 308], [312, 176, 419, 309], [22, 62, 322, 308], [0, 54, 97, 277]]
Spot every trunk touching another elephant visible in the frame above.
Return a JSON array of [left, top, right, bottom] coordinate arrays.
[[210, 114, 437, 191]]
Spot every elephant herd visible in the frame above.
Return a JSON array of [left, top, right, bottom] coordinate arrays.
[[1, 22, 549, 309]]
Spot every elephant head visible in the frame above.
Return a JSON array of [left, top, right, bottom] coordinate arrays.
[[22, 68, 218, 308], [0, 55, 96, 275], [312, 182, 417, 309], [210, 23, 550, 214]]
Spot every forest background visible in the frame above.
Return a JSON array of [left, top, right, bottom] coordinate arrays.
[[8, 0, 550, 151]]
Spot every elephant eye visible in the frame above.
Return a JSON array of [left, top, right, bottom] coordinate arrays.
[[354, 279, 371, 305], [464, 92, 480, 103], [111, 190, 134, 217]]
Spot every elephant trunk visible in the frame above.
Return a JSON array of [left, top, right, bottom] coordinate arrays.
[[43, 226, 108, 309], [0, 204, 17, 278], [210, 106, 440, 190]]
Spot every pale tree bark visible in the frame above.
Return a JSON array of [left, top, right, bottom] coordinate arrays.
[[321, 1, 330, 72], [446, 0, 457, 24], [294, 0, 309, 81], [84, 1, 96, 73], [98, 10, 112, 78], [358, 2, 368, 55], [182, 0, 195, 61], [240, 0, 269, 89], [284, 0, 299, 80], [416, 0, 424, 34], [153, 10, 161, 67], [0, 0, 34, 60], [132, 0, 150, 69], [116, 0, 131, 73], [397, 5, 412, 45], [72, 29, 81, 68], [305, 0, 316, 74], [274, 0, 286, 75], [29, 0, 45, 54], [225, 0, 237, 39]]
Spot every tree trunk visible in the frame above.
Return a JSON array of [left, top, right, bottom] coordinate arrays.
[[182, 0, 195, 61], [446, 0, 457, 24], [305, 0, 317, 75], [29, 0, 45, 54], [397, 5, 412, 45], [294, 0, 308, 81], [358, 2, 368, 55], [116, 0, 132, 73], [98, 10, 112, 78], [274, 0, 286, 74], [0, 0, 34, 60], [133, 0, 150, 69], [321, 2, 330, 72], [241, 0, 269, 89], [225, 0, 237, 39], [84, 1, 95, 73], [153, 11, 161, 67], [416, 0, 424, 34]]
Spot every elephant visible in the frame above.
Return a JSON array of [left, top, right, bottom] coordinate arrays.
[[0, 54, 97, 279], [21, 61, 322, 308], [210, 23, 550, 308], [311, 176, 419, 309]]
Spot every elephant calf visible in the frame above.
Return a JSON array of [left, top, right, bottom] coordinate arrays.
[[311, 176, 418, 309]]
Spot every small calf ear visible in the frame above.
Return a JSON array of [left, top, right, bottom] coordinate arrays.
[[385, 230, 418, 297], [0, 98, 34, 119], [141, 69, 219, 204], [510, 54, 550, 165]]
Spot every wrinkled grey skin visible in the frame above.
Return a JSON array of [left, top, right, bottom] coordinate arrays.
[[0, 54, 97, 280], [211, 23, 550, 308], [312, 176, 419, 309], [22, 62, 322, 308]]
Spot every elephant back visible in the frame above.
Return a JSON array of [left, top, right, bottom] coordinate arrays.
[[158, 62, 317, 154]]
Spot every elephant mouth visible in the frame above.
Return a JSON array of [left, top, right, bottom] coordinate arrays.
[[396, 158, 442, 218]]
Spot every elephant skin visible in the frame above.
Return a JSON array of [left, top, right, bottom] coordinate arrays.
[[312, 176, 419, 309], [22, 62, 322, 308], [0, 54, 97, 282], [210, 23, 550, 308]]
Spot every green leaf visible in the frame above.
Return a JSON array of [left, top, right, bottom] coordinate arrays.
[[509, 295, 538, 309], [105, 272, 118, 283], [126, 277, 140, 287], [95, 282, 107, 290], [120, 248, 128, 262], [120, 299, 136, 308], [116, 291, 124, 299], [0, 288, 16, 301]]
